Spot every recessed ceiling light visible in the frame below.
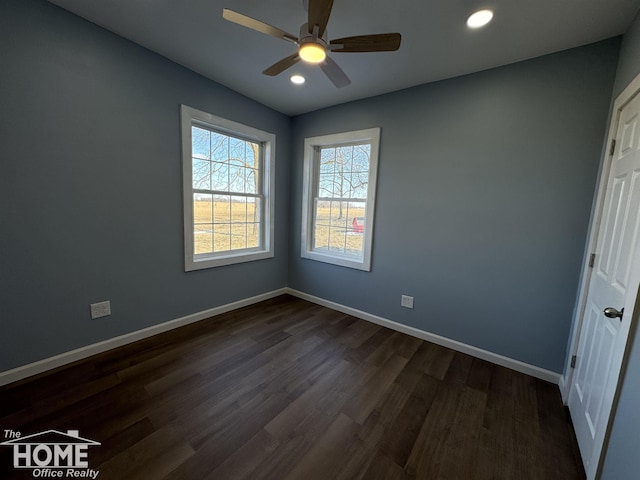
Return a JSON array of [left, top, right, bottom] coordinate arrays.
[[467, 9, 494, 28], [290, 74, 306, 85]]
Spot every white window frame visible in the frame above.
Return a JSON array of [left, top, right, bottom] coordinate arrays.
[[181, 105, 275, 271], [301, 128, 380, 271]]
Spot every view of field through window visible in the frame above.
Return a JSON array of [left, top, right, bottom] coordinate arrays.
[[191, 126, 262, 255], [313, 143, 370, 257]]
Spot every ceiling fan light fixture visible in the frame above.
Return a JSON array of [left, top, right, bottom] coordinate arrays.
[[467, 9, 494, 28], [222, 2, 402, 88], [299, 42, 326, 63]]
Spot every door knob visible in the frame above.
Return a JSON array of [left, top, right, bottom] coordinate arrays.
[[603, 307, 624, 320]]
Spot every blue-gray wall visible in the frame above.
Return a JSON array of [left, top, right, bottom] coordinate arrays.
[[289, 39, 620, 373], [0, 0, 291, 371], [3, 0, 637, 474], [0, 0, 625, 383], [599, 9, 640, 480]]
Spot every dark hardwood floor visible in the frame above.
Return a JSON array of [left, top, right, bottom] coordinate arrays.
[[0, 295, 585, 479]]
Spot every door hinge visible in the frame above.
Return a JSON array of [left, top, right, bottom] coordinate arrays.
[[610, 139, 617, 156], [588, 253, 596, 268], [571, 355, 577, 369]]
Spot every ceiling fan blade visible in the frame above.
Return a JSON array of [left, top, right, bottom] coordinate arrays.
[[330, 33, 402, 52], [223, 9, 298, 44], [320, 56, 351, 88], [308, 0, 334, 37], [262, 54, 301, 76]]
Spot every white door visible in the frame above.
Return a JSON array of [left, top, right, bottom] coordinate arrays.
[[568, 86, 640, 479]]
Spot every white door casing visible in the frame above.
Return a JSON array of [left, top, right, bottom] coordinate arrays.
[[567, 76, 640, 480]]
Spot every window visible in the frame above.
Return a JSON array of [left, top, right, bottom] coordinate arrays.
[[301, 128, 380, 271], [181, 105, 275, 271]]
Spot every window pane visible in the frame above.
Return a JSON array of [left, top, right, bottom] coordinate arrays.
[[345, 228, 364, 255], [313, 200, 365, 257], [193, 158, 211, 190], [211, 162, 230, 191], [318, 173, 336, 198], [247, 198, 261, 248], [229, 137, 244, 164], [194, 224, 213, 254], [213, 195, 231, 224], [194, 193, 213, 224], [230, 196, 248, 223], [320, 148, 335, 172], [245, 167, 257, 194], [348, 202, 366, 225], [347, 201, 366, 257], [230, 223, 247, 250], [213, 228, 231, 252], [192, 127, 210, 159], [329, 225, 346, 253], [247, 224, 260, 249], [337, 146, 354, 173], [211, 132, 227, 162], [229, 164, 244, 193], [314, 200, 340, 251], [350, 171, 369, 199], [318, 145, 371, 200], [245, 142, 259, 169], [313, 199, 328, 251], [352, 145, 370, 172]]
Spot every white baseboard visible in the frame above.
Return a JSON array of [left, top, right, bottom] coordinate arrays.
[[286, 288, 562, 384], [1, 287, 562, 387], [559, 373, 570, 404], [0, 288, 288, 387]]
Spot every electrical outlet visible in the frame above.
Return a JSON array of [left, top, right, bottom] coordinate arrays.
[[401, 295, 414, 309], [90, 300, 111, 319]]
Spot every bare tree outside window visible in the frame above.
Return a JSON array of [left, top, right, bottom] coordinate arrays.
[[313, 143, 371, 256], [191, 126, 263, 254], [181, 105, 274, 271]]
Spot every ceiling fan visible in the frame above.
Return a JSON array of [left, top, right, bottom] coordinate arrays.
[[222, 0, 401, 88]]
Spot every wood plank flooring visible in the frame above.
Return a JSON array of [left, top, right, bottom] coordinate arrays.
[[0, 295, 585, 479]]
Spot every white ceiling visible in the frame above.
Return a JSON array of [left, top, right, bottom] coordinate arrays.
[[47, 0, 640, 116]]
